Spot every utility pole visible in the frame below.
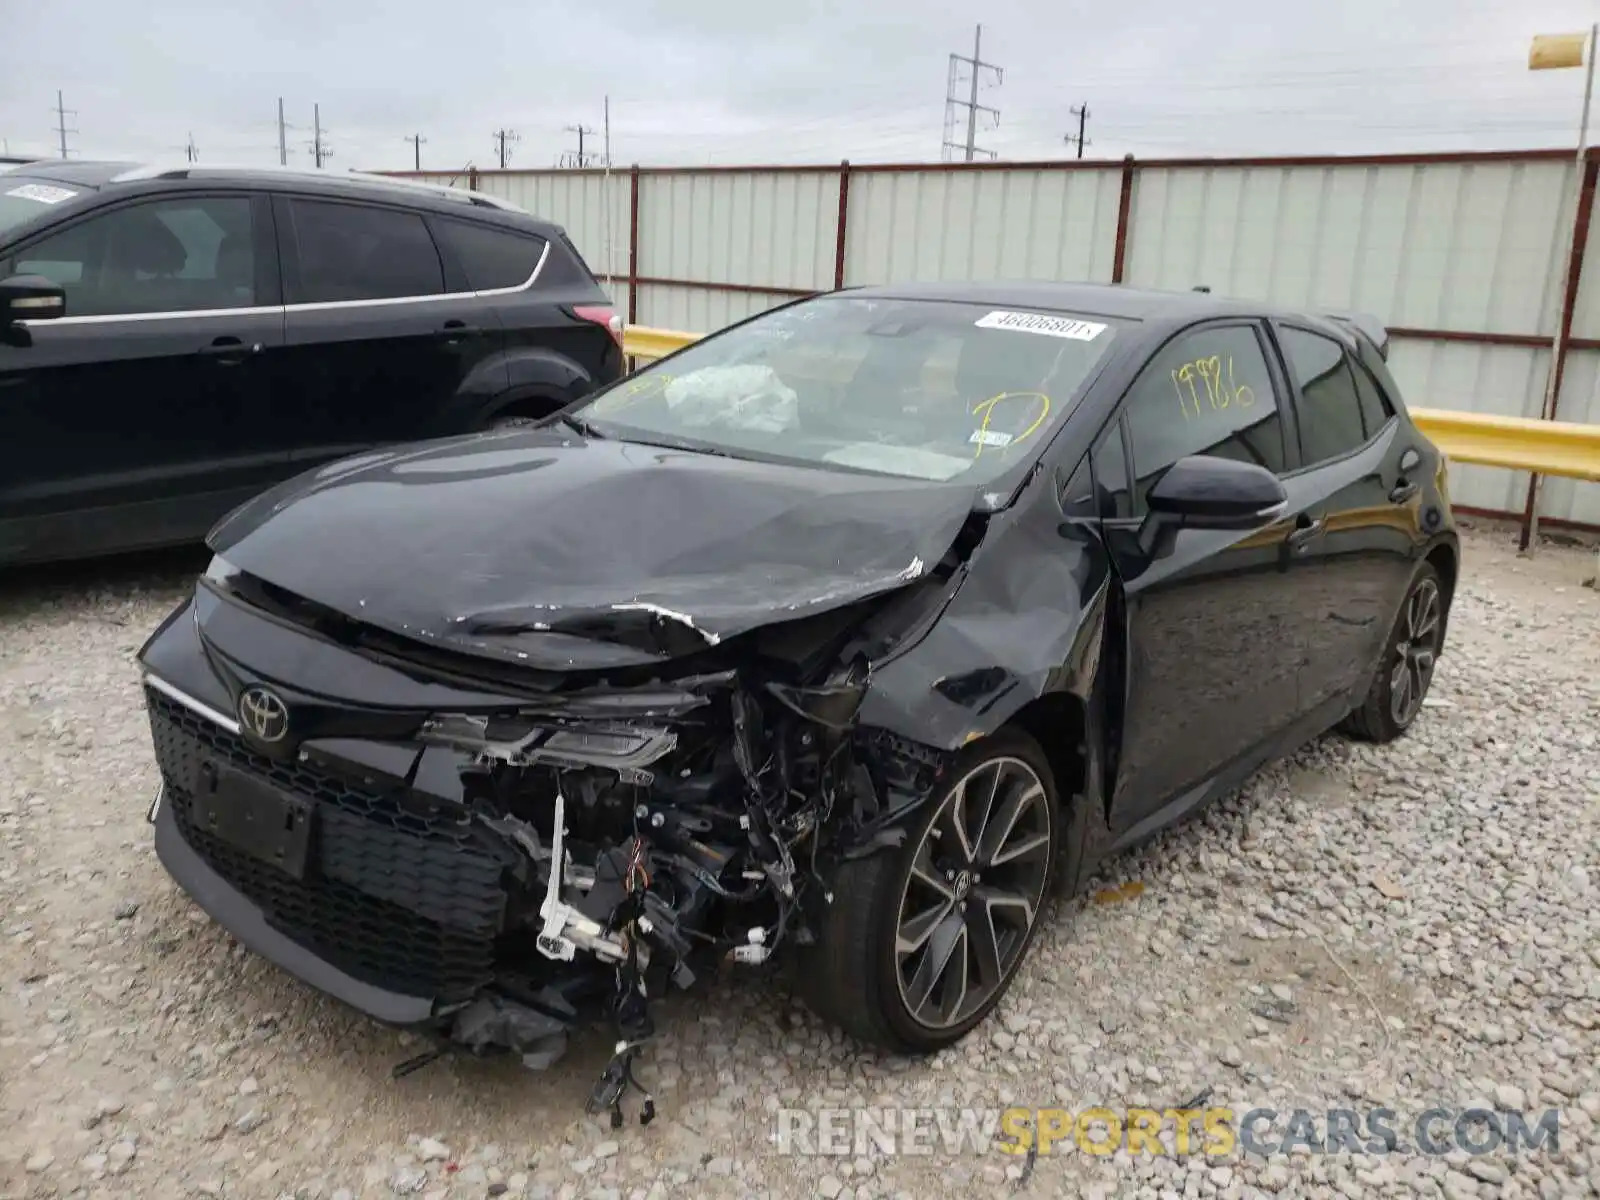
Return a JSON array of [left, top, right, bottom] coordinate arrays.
[[277, 97, 288, 166], [562, 124, 597, 168], [53, 90, 78, 159], [405, 133, 427, 170], [492, 128, 519, 168], [941, 25, 1002, 162], [1064, 103, 1091, 158], [603, 95, 611, 168], [309, 104, 331, 168], [184, 132, 199, 164]]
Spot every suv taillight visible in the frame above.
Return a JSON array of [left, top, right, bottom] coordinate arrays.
[[573, 304, 624, 350]]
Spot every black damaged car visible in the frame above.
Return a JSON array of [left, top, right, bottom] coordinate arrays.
[[138, 282, 1458, 1117]]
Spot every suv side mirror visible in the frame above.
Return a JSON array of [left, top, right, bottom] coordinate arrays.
[[1138, 455, 1287, 556], [0, 274, 66, 324]]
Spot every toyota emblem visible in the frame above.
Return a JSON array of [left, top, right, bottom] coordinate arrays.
[[238, 686, 290, 744]]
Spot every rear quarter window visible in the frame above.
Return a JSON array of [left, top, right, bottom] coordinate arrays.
[[434, 218, 545, 291]]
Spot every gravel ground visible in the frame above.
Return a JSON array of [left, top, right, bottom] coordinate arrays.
[[1, 524, 1597, 1200]]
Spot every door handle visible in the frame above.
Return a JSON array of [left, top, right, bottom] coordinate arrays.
[[196, 337, 260, 363], [441, 320, 483, 343], [1389, 480, 1420, 503], [1285, 514, 1325, 552]]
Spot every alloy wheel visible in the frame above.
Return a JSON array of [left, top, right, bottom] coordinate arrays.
[[893, 756, 1053, 1030], [1389, 577, 1442, 726]]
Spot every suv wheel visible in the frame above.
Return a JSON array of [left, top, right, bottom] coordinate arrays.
[[489, 413, 539, 430], [1340, 561, 1445, 743], [798, 730, 1058, 1052]]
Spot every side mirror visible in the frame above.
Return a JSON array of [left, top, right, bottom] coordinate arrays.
[[0, 274, 66, 324], [1138, 455, 1286, 556]]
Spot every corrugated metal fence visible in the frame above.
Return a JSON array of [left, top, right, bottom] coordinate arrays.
[[385, 150, 1600, 532]]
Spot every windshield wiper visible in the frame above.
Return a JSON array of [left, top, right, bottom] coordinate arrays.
[[617, 434, 731, 457], [557, 413, 606, 438]]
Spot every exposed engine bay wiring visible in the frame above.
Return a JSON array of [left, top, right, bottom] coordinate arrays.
[[405, 652, 935, 1123]]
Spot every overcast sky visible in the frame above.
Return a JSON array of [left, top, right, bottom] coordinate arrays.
[[3, 0, 1600, 171]]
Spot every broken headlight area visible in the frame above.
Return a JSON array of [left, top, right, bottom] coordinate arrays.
[[408, 656, 933, 1126]]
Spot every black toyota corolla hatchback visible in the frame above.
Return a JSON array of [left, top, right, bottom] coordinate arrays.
[[138, 282, 1457, 1117]]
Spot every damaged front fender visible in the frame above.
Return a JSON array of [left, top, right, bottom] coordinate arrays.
[[856, 500, 1111, 752]]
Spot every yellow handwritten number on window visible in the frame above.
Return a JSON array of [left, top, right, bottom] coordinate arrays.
[[1170, 355, 1255, 420]]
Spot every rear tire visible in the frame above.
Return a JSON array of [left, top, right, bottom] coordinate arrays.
[[1339, 561, 1445, 743], [797, 729, 1060, 1053]]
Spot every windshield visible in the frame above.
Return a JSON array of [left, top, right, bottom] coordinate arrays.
[[0, 176, 86, 240], [579, 295, 1124, 484]]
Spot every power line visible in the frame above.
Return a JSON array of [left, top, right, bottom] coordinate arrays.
[[405, 132, 427, 170], [53, 90, 78, 160], [492, 128, 520, 168], [942, 24, 1002, 161], [1064, 103, 1090, 158]]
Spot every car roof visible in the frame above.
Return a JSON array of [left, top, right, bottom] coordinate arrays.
[[0, 159, 552, 232], [844, 279, 1279, 321], [0, 159, 127, 188], [840, 279, 1388, 354]]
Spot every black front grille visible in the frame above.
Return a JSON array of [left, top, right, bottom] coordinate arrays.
[[147, 688, 507, 1002]]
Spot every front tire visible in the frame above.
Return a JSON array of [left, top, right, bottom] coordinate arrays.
[[797, 730, 1060, 1053], [1340, 561, 1445, 743]]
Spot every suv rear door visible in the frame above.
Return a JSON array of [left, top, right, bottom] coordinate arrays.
[[273, 195, 506, 468], [433, 217, 623, 415], [0, 190, 287, 561]]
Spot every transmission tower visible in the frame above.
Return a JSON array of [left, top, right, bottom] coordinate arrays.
[[941, 25, 1002, 162]]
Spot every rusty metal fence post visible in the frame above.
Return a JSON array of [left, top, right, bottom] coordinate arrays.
[[1521, 148, 1599, 549], [834, 161, 851, 290], [1111, 155, 1136, 284]]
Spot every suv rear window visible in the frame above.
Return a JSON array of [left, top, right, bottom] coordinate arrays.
[[434, 219, 545, 291]]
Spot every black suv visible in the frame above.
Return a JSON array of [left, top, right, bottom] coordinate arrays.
[[0, 162, 624, 565]]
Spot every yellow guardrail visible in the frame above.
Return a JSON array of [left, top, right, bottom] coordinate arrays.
[[625, 325, 701, 361], [622, 326, 1600, 481], [1408, 408, 1600, 481]]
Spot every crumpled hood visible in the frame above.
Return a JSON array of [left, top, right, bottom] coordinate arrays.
[[209, 430, 978, 669]]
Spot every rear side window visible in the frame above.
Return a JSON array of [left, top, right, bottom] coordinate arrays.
[[1280, 327, 1370, 464], [1121, 323, 1286, 511], [434, 219, 545, 291], [1351, 360, 1394, 438], [287, 199, 444, 303]]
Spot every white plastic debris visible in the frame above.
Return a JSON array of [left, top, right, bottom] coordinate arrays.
[[664, 366, 798, 433]]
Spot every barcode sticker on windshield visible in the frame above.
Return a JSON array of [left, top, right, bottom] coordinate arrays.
[[6, 184, 78, 205], [975, 310, 1106, 340], [970, 429, 1014, 447]]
